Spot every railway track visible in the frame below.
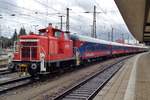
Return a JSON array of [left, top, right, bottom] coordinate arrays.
[[0, 70, 13, 76], [53, 57, 128, 100], [0, 64, 12, 75], [0, 76, 32, 94], [0, 55, 131, 97]]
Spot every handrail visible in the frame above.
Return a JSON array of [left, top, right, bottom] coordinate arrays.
[[40, 46, 46, 57]]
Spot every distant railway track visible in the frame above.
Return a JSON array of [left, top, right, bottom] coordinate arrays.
[[53, 56, 129, 100], [0, 64, 7, 68], [0, 70, 12, 76], [0, 65, 13, 76], [0, 76, 32, 94], [0, 58, 8, 67]]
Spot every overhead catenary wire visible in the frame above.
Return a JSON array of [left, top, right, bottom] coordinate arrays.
[[0, 0, 132, 41], [0, 0, 69, 28], [0, 1, 65, 16], [0, 0, 103, 29], [0, 5, 65, 27], [33, 0, 61, 12]]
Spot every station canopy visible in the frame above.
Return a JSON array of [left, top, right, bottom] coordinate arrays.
[[115, 0, 150, 45]]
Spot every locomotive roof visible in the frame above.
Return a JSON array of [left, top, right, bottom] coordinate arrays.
[[71, 33, 148, 49]]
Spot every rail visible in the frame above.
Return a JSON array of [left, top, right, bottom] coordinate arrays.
[[0, 57, 8, 67], [52, 56, 130, 100], [0, 76, 32, 94]]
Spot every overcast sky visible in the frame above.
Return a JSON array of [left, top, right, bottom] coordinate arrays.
[[0, 0, 137, 43]]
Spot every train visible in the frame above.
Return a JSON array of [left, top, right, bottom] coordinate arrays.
[[9, 24, 148, 76]]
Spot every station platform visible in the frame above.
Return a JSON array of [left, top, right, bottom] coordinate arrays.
[[94, 52, 150, 100]]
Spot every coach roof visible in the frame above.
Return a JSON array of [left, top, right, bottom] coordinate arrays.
[[71, 33, 147, 48]]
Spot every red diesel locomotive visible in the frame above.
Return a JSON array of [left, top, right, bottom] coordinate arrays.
[[10, 24, 148, 76], [11, 24, 78, 76]]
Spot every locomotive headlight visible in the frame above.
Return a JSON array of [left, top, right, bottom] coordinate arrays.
[[31, 63, 37, 70]]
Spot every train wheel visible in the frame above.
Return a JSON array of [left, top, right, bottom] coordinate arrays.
[[28, 63, 39, 77], [8, 63, 17, 72]]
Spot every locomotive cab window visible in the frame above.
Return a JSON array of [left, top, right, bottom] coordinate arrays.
[[39, 29, 46, 35], [54, 31, 61, 38], [39, 31, 45, 35]]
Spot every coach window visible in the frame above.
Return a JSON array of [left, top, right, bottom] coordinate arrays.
[[86, 46, 90, 52], [54, 31, 61, 38], [101, 44, 104, 50]]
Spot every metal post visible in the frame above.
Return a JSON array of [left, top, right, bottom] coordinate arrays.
[[0, 24, 2, 37], [66, 8, 70, 32], [33, 25, 39, 33], [111, 27, 113, 42], [121, 33, 124, 43], [0, 17, 2, 49], [0, 24, 1, 49], [91, 25, 93, 37], [108, 32, 110, 41], [92, 5, 96, 38], [59, 16, 64, 30], [128, 35, 129, 44]]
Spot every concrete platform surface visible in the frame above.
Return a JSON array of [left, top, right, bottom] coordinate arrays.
[[93, 52, 150, 100]]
